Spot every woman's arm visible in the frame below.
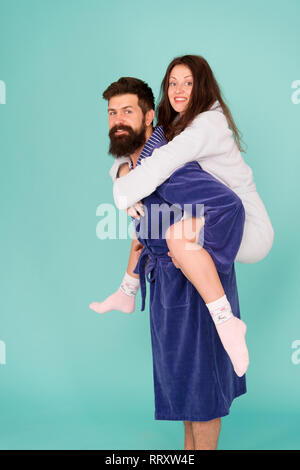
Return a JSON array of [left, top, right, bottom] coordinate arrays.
[[113, 113, 232, 209], [109, 156, 131, 181]]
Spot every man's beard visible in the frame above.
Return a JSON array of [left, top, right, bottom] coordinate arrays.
[[108, 119, 146, 157]]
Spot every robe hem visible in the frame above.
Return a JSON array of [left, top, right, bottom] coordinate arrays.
[[153, 388, 247, 422]]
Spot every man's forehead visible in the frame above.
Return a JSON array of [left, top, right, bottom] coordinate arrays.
[[108, 93, 139, 109]]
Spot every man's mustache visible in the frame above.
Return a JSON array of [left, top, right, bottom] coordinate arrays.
[[109, 125, 133, 137]]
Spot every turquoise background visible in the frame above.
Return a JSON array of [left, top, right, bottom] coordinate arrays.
[[0, 0, 300, 450]]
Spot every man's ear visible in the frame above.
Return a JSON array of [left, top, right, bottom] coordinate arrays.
[[145, 109, 155, 127]]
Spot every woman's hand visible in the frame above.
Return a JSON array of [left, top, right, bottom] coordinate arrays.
[[127, 201, 145, 219], [118, 163, 130, 177]]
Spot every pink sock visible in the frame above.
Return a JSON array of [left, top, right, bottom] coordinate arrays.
[[89, 272, 140, 314], [206, 295, 249, 377]]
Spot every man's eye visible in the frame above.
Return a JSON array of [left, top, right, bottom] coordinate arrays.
[[125, 110, 132, 114], [109, 111, 116, 115]]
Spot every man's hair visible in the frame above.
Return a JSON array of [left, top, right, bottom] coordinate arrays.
[[102, 77, 155, 114]]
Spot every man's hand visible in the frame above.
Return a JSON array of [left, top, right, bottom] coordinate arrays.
[[133, 239, 144, 257], [117, 162, 130, 177]]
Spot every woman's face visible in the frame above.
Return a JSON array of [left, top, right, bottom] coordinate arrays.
[[167, 64, 193, 116]]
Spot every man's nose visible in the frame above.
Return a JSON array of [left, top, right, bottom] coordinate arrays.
[[114, 114, 126, 126]]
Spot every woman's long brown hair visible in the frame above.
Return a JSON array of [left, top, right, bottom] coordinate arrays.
[[156, 55, 246, 153]]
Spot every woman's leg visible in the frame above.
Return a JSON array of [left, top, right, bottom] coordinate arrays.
[[184, 421, 195, 450], [166, 217, 224, 303], [89, 236, 143, 314], [166, 218, 249, 377]]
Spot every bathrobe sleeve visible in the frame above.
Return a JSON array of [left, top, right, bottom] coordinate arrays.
[[157, 161, 245, 273], [109, 156, 131, 181], [113, 111, 233, 209]]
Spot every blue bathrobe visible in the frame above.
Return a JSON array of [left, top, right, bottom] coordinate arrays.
[[131, 126, 247, 421]]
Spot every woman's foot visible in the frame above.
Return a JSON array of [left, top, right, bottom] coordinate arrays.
[[89, 288, 135, 314], [216, 317, 249, 376]]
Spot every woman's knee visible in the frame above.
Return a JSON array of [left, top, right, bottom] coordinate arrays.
[[165, 217, 204, 249]]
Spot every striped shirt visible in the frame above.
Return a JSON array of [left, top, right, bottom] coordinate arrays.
[[129, 125, 167, 170]]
